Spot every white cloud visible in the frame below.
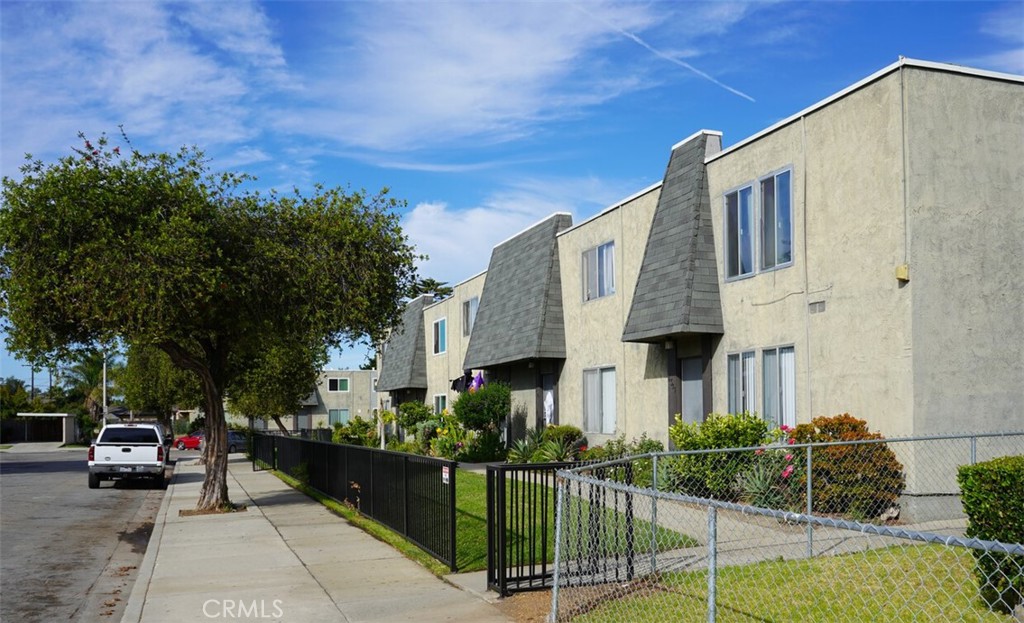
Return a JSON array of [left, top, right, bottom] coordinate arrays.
[[0, 1, 285, 177], [274, 1, 658, 152], [403, 174, 643, 285], [970, 3, 1024, 74]]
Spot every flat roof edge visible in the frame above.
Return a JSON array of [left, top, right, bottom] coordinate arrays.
[[706, 57, 1024, 164]]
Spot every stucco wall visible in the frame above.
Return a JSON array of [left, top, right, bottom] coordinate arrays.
[[309, 369, 379, 428], [558, 187, 666, 446], [905, 68, 1024, 436], [707, 70, 914, 438], [422, 272, 487, 413]]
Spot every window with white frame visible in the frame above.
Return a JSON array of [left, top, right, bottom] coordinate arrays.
[[583, 367, 616, 434], [462, 297, 479, 337], [328, 378, 349, 392], [727, 351, 756, 413], [760, 170, 792, 270], [583, 241, 615, 301], [763, 346, 796, 428], [328, 408, 350, 426], [433, 318, 447, 354], [433, 394, 447, 414], [725, 186, 754, 279]]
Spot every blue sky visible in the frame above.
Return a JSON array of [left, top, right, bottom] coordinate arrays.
[[2, 0, 1022, 386]]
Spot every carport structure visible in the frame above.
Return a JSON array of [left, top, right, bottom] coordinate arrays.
[[12, 412, 76, 444]]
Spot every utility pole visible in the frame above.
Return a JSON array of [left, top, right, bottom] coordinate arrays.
[[102, 352, 108, 424]]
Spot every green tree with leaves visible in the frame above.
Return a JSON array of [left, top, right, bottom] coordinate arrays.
[[227, 339, 326, 435], [0, 377, 31, 420], [410, 278, 453, 300], [120, 343, 202, 434], [1, 134, 418, 510], [62, 348, 121, 424]]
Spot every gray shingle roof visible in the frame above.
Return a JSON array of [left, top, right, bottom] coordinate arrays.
[[622, 132, 724, 342], [376, 295, 432, 391], [464, 214, 573, 368]]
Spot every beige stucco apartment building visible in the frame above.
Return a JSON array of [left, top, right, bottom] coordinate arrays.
[[244, 369, 379, 431], [379, 59, 1023, 450]]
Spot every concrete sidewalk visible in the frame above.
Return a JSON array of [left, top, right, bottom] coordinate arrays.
[[122, 457, 509, 623]]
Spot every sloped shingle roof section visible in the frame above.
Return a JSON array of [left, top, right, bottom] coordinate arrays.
[[464, 214, 573, 368], [376, 295, 432, 391], [622, 132, 724, 342]]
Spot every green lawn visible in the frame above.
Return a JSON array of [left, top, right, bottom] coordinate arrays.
[[566, 544, 1008, 623], [456, 470, 696, 573]]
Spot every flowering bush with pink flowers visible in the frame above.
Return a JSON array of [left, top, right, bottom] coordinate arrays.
[[737, 429, 804, 511]]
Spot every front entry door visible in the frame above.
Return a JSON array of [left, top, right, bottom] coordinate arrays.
[[681, 357, 704, 424]]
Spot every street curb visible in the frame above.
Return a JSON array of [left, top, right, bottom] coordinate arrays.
[[119, 461, 182, 623]]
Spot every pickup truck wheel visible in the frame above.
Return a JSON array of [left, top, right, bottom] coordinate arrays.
[[176, 441, 185, 450], [88, 473, 100, 489]]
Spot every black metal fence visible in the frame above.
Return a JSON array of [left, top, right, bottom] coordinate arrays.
[[250, 433, 458, 571], [487, 462, 583, 595]]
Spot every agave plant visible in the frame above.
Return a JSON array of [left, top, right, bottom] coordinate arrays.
[[507, 438, 538, 463], [533, 439, 575, 462]]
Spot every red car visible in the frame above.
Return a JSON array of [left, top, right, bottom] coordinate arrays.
[[174, 432, 203, 450]]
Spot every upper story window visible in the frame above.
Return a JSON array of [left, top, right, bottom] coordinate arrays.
[[583, 241, 615, 301], [760, 170, 792, 270], [433, 318, 447, 355], [462, 297, 479, 337], [725, 186, 754, 279], [725, 168, 793, 280], [328, 378, 349, 392]]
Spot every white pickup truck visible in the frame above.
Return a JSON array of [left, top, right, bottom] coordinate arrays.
[[88, 423, 167, 489]]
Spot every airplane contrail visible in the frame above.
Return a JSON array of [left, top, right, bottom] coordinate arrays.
[[574, 3, 756, 103]]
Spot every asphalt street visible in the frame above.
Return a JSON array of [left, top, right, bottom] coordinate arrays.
[[0, 448, 185, 622]]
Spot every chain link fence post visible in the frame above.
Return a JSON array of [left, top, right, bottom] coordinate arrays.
[[806, 443, 813, 558], [650, 454, 658, 574], [707, 505, 717, 623], [549, 477, 566, 623]]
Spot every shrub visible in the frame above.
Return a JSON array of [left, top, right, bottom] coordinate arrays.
[[580, 433, 664, 488], [414, 418, 441, 455], [459, 429, 507, 462], [452, 382, 510, 431], [666, 412, 770, 501], [790, 414, 904, 520], [428, 411, 469, 459], [957, 455, 1024, 614], [737, 445, 803, 511], [386, 439, 420, 455], [396, 401, 433, 431], [331, 415, 378, 447], [543, 425, 584, 448]]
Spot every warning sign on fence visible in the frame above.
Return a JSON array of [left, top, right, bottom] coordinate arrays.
[[442, 465, 450, 485]]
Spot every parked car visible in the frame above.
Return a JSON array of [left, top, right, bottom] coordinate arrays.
[[227, 431, 248, 454], [88, 423, 166, 489], [174, 432, 203, 450]]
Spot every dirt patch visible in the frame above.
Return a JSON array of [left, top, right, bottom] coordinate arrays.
[[179, 503, 247, 517], [496, 589, 553, 623]]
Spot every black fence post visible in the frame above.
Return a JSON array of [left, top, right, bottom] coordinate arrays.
[[449, 461, 457, 572], [625, 462, 635, 581]]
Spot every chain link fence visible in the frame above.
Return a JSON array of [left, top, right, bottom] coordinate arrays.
[[550, 432, 1024, 622]]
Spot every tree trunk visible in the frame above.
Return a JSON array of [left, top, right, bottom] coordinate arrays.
[[197, 392, 230, 511], [271, 415, 290, 435], [159, 341, 231, 512]]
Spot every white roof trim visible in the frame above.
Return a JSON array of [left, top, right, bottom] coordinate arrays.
[[672, 129, 723, 151], [492, 211, 573, 250], [558, 181, 664, 238], [706, 57, 1024, 164]]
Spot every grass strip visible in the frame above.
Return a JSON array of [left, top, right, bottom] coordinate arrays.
[[272, 470, 450, 577]]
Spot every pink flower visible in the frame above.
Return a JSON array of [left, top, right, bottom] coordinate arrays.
[[781, 465, 795, 479], [780, 424, 791, 432], [785, 454, 793, 462], [787, 438, 795, 445], [754, 448, 764, 455]]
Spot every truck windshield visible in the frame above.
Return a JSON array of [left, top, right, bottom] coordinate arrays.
[[99, 429, 160, 444]]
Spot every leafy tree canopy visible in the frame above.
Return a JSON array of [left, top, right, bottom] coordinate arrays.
[[121, 343, 202, 426], [0, 133, 419, 509]]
